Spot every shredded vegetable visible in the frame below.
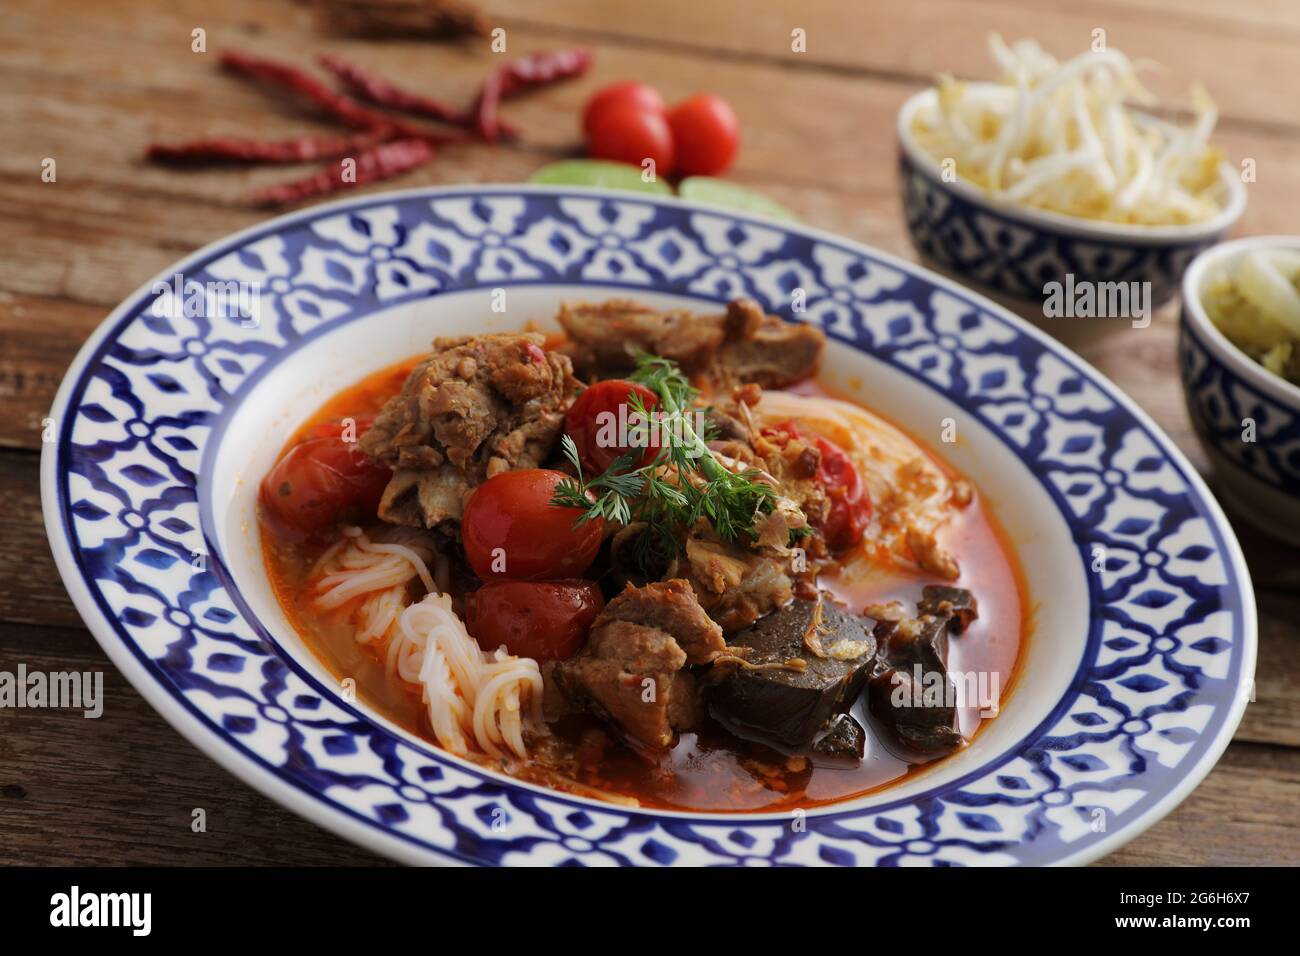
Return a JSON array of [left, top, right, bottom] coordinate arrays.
[[911, 35, 1227, 226], [1203, 249, 1300, 385]]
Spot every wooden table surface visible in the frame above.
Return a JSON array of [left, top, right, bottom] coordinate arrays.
[[2, 0, 1297, 866]]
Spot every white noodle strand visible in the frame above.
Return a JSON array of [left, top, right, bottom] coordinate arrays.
[[397, 593, 543, 760]]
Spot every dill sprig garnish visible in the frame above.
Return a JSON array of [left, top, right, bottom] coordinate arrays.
[[550, 352, 775, 555]]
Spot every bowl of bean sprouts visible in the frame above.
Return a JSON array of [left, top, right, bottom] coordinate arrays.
[[897, 36, 1246, 309]]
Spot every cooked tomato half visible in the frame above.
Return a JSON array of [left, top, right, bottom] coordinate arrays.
[[564, 378, 661, 475], [763, 419, 870, 552], [813, 434, 870, 552], [460, 469, 603, 580], [466, 579, 605, 661], [259, 429, 391, 535]]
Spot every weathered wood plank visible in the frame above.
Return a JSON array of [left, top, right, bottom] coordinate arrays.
[[0, 294, 102, 449], [485, 0, 1300, 133], [0, 622, 387, 866], [4, 6, 1299, 313], [1, 619, 1292, 864], [1245, 592, 1300, 748], [1097, 742, 1300, 866], [0, 451, 84, 630], [3, 0, 1299, 320]]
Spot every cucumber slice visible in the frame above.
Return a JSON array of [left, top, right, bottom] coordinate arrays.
[[528, 160, 672, 195], [677, 177, 798, 221]]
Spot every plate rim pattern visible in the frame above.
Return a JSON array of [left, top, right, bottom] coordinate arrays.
[[41, 185, 1257, 867]]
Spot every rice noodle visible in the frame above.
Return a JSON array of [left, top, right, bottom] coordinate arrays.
[[312, 525, 436, 645], [756, 390, 966, 579], [310, 525, 541, 760], [390, 592, 543, 760]]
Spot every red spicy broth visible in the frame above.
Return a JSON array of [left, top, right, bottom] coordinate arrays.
[[259, 358, 1029, 812]]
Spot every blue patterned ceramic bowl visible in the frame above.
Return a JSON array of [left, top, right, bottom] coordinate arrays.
[[898, 89, 1246, 308], [42, 185, 1255, 865], [1180, 235, 1300, 546]]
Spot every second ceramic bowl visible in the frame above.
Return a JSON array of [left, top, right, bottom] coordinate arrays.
[[1180, 235, 1300, 546]]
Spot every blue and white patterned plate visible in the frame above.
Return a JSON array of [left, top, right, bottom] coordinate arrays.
[[41, 185, 1256, 866]]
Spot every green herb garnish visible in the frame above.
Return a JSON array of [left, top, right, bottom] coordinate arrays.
[[550, 353, 775, 558]]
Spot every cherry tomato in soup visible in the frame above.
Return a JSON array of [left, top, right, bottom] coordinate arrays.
[[260, 436, 391, 535], [466, 580, 604, 661], [582, 81, 666, 134], [667, 93, 739, 176], [461, 469, 603, 580], [564, 379, 661, 475], [586, 104, 675, 175], [813, 435, 870, 552]]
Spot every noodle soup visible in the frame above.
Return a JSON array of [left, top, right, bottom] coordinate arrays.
[[258, 299, 1027, 812]]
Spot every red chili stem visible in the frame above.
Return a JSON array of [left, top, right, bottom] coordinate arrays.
[[250, 137, 436, 206], [470, 47, 593, 142], [147, 133, 383, 165]]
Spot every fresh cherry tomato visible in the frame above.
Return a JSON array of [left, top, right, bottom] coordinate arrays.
[[260, 435, 391, 535], [461, 469, 603, 580], [564, 379, 661, 475], [667, 93, 739, 176], [586, 103, 675, 176], [582, 81, 666, 134], [814, 435, 870, 552], [466, 580, 604, 661]]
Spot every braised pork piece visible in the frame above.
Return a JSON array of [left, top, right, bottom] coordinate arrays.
[[551, 579, 723, 749], [359, 332, 576, 527], [258, 296, 1024, 811], [558, 297, 824, 388]]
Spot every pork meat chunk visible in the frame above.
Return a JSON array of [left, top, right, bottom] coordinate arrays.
[[558, 297, 823, 388], [557, 300, 726, 378], [552, 580, 721, 749], [681, 536, 794, 634], [714, 298, 824, 389], [360, 333, 575, 527]]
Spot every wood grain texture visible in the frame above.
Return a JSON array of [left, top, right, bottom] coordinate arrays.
[[487, 0, 1300, 130], [1096, 742, 1300, 866], [0, 0, 1296, 866], [0, 624, 387, 866], [1, 621, 1294, 865]]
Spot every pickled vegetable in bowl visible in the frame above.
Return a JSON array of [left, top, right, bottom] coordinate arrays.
[[1201, 248, 1300, 385]]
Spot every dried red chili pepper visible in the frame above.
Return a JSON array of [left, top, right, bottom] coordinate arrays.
[[250, 137, 436, 205], [319, 54, 464, 126], [147, 133, 383, 164], [499, 48, 594, 97], [470, 48, 593, 142], [220, 50, 396, 132], [218, 51, 472, 146], [151, 47, 595, 206]]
